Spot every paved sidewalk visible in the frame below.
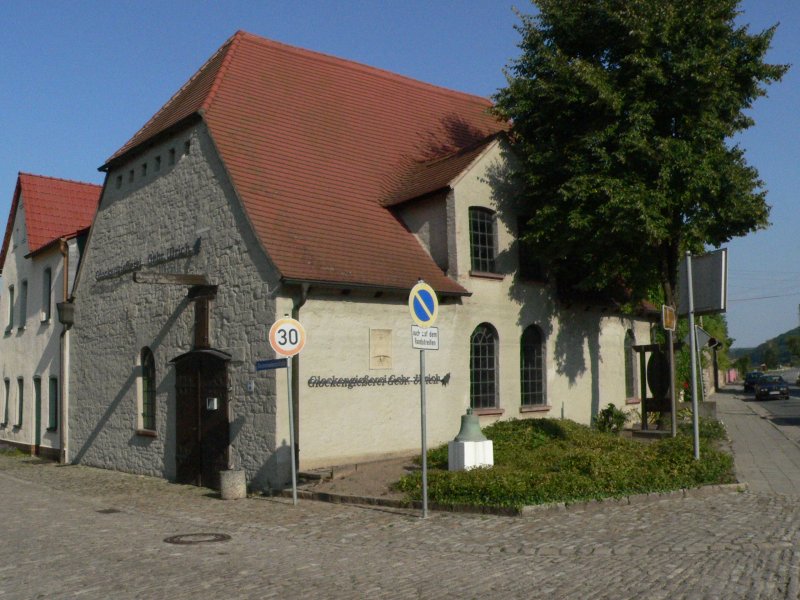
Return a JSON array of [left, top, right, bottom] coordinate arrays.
[[714, 387, 800, 496], [3, 392, 800, 598]]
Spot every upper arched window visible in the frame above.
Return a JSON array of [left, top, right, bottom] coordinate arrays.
[[624, 330, 636, 400], [521, 325, 546, 406], [470, 323, 498, 409], [469, 207, 497, 273]]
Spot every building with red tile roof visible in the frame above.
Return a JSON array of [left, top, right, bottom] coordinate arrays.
[[69, 32, 653, 491], [0, 173, 101, 460]]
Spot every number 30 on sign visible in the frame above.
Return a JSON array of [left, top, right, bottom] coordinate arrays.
[[269, 317, 306, 357]]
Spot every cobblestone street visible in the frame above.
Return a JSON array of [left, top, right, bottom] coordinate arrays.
[[2, 445, 800, 599]]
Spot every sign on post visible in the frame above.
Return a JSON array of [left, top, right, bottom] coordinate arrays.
[[411, 326, 439, 350], [678, 249, 728, 316], [267, 316, 306, 506], [662, 305, 676, 332], [408, 281, 439, 519], [269, 317, 306, 357], [409, 281, 438, 328]]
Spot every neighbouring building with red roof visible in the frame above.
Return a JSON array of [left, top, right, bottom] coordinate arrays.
[[68, 32, 653, 491], [0, 173, 100, 460]]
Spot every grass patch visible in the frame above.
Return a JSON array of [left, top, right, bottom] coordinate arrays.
[[396, 418, 734, 509], [0, 445, 25, 457]]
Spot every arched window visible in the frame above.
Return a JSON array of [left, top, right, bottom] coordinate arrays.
[[140, 347, 156, 431], [469, 207, 497, 273], [470, 323, 498, 409], [624, 330, 636, 400], [521, 325, 546, 406]]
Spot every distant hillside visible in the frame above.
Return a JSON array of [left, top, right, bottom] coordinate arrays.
[[730, 326, 800, 366]]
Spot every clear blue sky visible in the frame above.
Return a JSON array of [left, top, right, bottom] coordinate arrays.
[[1, 1, 796, 348]]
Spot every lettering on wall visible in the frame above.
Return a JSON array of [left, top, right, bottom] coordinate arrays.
[[95, 238, 202, 281], [307, 373, 451, 389]]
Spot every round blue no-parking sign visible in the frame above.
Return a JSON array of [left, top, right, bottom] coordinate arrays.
[[409, 281, 438, 328]]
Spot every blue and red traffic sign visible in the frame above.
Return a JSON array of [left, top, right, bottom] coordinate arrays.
[[409, 281, 438, 328]]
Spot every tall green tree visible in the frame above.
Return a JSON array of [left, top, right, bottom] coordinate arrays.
[[494, 0, 787, 306]]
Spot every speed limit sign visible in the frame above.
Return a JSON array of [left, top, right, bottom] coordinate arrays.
[[269, 317, 306, 357]]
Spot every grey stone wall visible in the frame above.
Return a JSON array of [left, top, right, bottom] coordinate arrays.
[[70, 124, 282, 489]]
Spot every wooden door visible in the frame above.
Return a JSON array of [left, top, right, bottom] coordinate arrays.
[[174, 353, 229, 489]]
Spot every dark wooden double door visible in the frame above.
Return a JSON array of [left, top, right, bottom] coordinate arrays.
[[174, 353, 229, 489]]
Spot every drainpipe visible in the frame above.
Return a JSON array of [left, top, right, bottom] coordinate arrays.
[[57, 240, 70, 464], [290, 283, 310, 469]]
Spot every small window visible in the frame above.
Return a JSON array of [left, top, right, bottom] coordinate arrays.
[[140, 347, 156, 431], [16, 378, 23, 427], [469, 207, 497, 273], [168, 148, 176, 166], [470, 323, 498, 409], [41, 268, 52, 322], [2, 378, 9, 425], [6, 285, 14, 331], [18, 280, 27, 329], [521, 325, 546, 406], [48, 377, 58, 430], [184, 140, 191, 156], [128, 169, 134, 183], [141, 162, 147, 177], [155, 156, 161, 171], [115, 175, 122, 189]]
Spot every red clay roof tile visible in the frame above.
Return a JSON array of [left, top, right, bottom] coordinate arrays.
[[0, 173, 101, 272], [104, 31, 506, 294]]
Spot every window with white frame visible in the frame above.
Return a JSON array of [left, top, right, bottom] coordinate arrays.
[[41, 268, 52, 322], [2, 378, 8, 425], [48, 377, 58, 430], [19, 280, 27, 329], [6, 285, 14, 332], [16, 378, 23, 427]]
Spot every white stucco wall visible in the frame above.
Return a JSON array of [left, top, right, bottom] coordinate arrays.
[[0, 197, 65, 453], [70, 124, 282, 489], [275, 141, 653, 469]]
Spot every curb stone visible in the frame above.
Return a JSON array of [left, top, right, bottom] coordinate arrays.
[[280, 481, 750, 517]]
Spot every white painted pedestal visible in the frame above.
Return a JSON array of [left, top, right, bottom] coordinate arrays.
[[448, 439, 494, 471]]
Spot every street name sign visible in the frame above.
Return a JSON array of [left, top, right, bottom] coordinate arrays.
[[255, 358, 288, 371]]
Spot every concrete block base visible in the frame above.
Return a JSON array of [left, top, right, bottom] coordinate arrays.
[[220, 469, 247, 500]]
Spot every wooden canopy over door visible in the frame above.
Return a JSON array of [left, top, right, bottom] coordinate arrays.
[[171, 348, 231, 490]]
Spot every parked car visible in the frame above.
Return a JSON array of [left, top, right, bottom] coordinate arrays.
[[755, 375, 789, 400], [744, 371, 765, 392]]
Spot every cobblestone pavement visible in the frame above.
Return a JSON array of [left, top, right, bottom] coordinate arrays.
[[1, 451, 800, 599]]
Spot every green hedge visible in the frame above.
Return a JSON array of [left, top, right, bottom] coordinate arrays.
[[396, 418, 734, 509]]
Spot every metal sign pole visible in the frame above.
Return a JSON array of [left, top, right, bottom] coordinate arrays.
[[420, 348, 428, 519], [287, 359, 298, 505], [669, 328, 677, 438], [686, 252, 701, 460]]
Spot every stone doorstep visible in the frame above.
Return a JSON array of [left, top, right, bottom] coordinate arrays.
[[278, 482, 750, 517], [298, 464, 359, 484]]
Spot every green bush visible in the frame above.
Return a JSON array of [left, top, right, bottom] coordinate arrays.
[[593, 403, 628, 434], [396, 417, 734, 509]]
